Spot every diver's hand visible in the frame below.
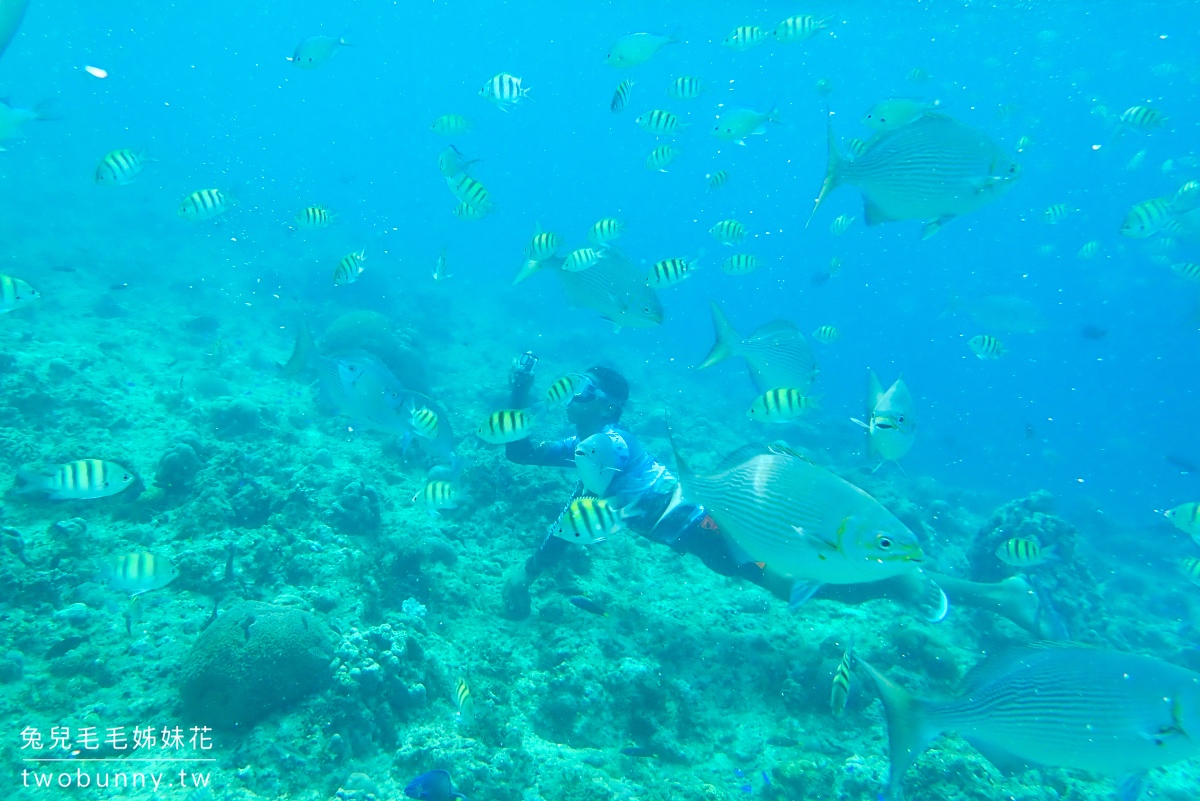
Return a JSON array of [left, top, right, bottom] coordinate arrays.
[[509, 351, 537, 402]]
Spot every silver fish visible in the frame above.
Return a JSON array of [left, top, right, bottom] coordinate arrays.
[[0, 0, 29, 61], [853, 370, 915, 468], [290, 35, 350, 69], [859, 646, 1200, 801], [575, 431, 626, 496], [513, 248, 663, 331], [952, 294, 1047, 334], [671, 441, 932, 611], [697, 303, 817, 394], [811, 112, 1019, 239]]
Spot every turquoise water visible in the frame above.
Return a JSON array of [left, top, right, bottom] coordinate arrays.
[[2, 1, 1200, 800]]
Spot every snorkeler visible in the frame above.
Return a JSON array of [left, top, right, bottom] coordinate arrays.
[[500, 354, 788, 618], [499, 354, 1061, 638]]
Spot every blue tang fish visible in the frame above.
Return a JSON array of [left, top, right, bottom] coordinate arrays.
[[404, 770, 466, 801]]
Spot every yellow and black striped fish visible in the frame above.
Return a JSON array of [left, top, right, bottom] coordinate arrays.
[[524, 226, 564, 260], [968, 334, 1005, 360], [453, 202, 488, 221], [1043, 203, 1070, 224], [480, 72, 529, 109], [774, 15, 830, 43], [707, 170, 729, 191], [563, 247, 602, 273], [446, 172, 493, 212], [995, 537, 1056, 566], [635, 109, 686, 135], [709, 219, 746, 245], [830, 641, 854, 716], [413, 481, 458, 515], [1119, 105, 1166, 130], [477, 408, 535, 444], [723, 25, 767, 51], [647, 256, 699, 289], [546, 374, 585, 406], [846, 138, 868, 159], [610, 78, 634, 113], [588, 218, 625, 245], [555, 497, 622, 545], [334, 249, 366, 286], [829, 214, 855, 236], [99, 552, 179, 594], [1077, 240, 1100, 259], [667, 76, 704, 100], [295, 205, 335, 229], [1120, 197, 1173, 238], [95, 148, 150, 186], [454, 676, 474, 720], [646, 144, 680, 172], [747, 388, 821, 422], [812, 325, 841, 344], [0, 274, 39, 314], [1165, 502, 1200, 539], [178, 188, 232, 221], [16, 459, 136, 500], [1171, 263, 1200, 283], [721, 254, 758, 275], [430, 114, 471, 136], [410, 406, 439, 439], [1179, 557, 1200, 586], [1171, 180, 1200, 214]]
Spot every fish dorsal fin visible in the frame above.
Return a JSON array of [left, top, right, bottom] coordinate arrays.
[[766, 442, 813, 462], [748, 319, 800, 341], [866, 368, 884, 411], [958, 642, 1083, 692], [714, 442, 777, 471]]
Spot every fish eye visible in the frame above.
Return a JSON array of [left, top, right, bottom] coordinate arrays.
[[897, 416, 905, 423], [877, 535, 893, 549]]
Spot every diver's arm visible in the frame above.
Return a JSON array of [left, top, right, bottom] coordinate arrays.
[[505, 437, 578, 467]]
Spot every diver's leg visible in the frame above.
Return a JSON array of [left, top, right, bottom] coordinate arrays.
[[670, 518, 793, 602], [501, 532, 568, 620]]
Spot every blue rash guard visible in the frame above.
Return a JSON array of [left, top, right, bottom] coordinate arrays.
[[507, 426, 764, 580]]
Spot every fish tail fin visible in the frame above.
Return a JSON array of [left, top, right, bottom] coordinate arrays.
[[526, 400, 548, 418], [667, 25, 684, 45], [278, 318, 316, 377], [806, 394, 824, 410], [696, 302, 740, 369], [808, 111, 845, 228], [855, 657, 938, 799], [1042, 543, 1060, 562], [33, 99, 62, 122], [768, 103, 781, 125], [512, 258, 544, 285]]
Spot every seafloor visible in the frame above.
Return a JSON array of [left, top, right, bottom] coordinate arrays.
[[2, 252, 1198, 801]]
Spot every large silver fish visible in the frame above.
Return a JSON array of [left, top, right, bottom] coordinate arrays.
[[672, 441, 938, 613], [853, 369, 915, 468], [811, 112, 1020, 239], [952, 294, 1047, 334], [0, 0, 29, 61], [514, 248, 663, 331], [859, 645, 1200, 801], [697, 303, 817, 394]]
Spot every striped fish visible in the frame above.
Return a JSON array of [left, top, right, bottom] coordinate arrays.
[[995, 537, 1056, 567], [587, 217, 625, 245], [1016, 135, 1032, 152], [452, 201, 488, 221], [178, 188, 232, 221], [99, 552, 179, 594], [546, 374, 585, 406], [1180, 557, 1200, 585], [907, 67, 930, 83], [512, 248, 663, 331], [524, 225, 563, 260], [446, 172, 493, 212], [667, 76, 705, 100], [477, 408, 537, 444], [563, 247, 602, 273], [1166, 502, 1200, 540], [774, 14, 830, 43], [647, 256, 699, 289], [1171, 180, 1200, 214], [721, 254, 758, 275], [413, 481, 458, 515], [635, 109, 686, 135], [1119, 105, 1167, 130], [95, 148, 150, 185], [723, 25, 767, 51], [709, 219, 746, 245], [295, 205, 335, 229], [410, 406, 440, 439], [454, 677, 474, 720], [16, 459, 136, 500], [479, 72, 529, 110], [610, 78, 634, 113], [645, 144, 680, 172], [830, 641, 854, 716], [430, 114, 471, 136], [811, 113, 1019, 240], [968, 334, 1005, 360], [671, 441, 927, 602], [812, 325, 840, 344], [1171, 263, 1200, 283], [1043, 203, 1070, 224], [846, 138, 868, 158], [1120, 197, 1174, 238], [707, 170, 730, 191], [1077, 240, 1100, 259], [747, 387, 821, 422], [829, 214, 854, 236], [554, 497, 622, 545], [334, 250, 366, 286], [0, 273, 38, 313], [858, 646, 1200, 799], [698, 302, 817, 394]]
